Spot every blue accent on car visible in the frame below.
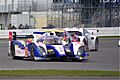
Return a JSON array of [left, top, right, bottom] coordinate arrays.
[[80, 52, 87, 57], [16, 35, 33, 38], [69, 43, 74, 54], [26, 43, 32, 52], [12, 40, 25, 49], [33, 32, 45, 34], [26, 43, 45, 58]]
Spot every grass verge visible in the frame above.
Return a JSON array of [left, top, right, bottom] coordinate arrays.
[[0, 70, 119, 76]]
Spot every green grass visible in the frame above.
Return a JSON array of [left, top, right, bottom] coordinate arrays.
[[0, 70, 119, 76]]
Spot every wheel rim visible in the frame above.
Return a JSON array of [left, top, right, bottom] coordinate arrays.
[[11, 45, 15, 59], [95, 41, 98, 50]]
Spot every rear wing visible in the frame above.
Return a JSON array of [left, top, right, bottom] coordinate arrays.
[[9, 31, 55, 42], [9, 31, 34, 41]]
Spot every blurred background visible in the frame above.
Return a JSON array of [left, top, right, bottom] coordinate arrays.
[[0, 0, 119, 29]]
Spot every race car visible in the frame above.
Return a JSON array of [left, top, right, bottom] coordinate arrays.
[[38, 29, 89, 60], [8, 31, 66, 61], [64, 28, 99, 51], [8, 30, 88, 61]]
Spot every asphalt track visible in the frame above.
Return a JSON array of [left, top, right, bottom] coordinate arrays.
[[0, 38, 119, 71], [0, 38, 119, 80]]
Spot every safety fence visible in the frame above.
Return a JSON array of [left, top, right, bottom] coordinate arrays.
[[0, 27, 119, 39]]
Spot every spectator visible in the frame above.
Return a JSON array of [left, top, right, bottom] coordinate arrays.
[[12, 25, 16, 29], [7, 24, 12, 29], [25, 24, 29, 29], [18, 24, 23, 29]]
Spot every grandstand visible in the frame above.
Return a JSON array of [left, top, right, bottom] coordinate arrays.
[[0, 0, 119, 29]]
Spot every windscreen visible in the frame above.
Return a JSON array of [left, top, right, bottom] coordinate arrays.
[[68, 31, 82, 36], [44, 37, 62, 45], [55, 32, 64, 37], [38, 37, 62, 45]]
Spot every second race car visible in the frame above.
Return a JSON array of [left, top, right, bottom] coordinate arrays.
[[64, 28, 99, 51]]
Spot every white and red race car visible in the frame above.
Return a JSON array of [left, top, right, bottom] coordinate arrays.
[[64, 28, 99, 51]]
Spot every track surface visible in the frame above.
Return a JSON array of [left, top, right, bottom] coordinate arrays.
[[0, 38, 119, 71]]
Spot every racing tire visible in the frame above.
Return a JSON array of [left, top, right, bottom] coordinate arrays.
[[11, 44, 16, 59], [83, 39, 89, 51], [77, 47, 85, 61], [83, 39, 87, 45], [94, 38, 99, 51], [30, 44, 35, 61], [30, 44, 40, 61]]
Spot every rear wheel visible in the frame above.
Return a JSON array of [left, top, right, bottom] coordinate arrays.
[[95, 38, 99, 51], [11, 44, 16, 59], [83, 39, 89, 51], [72, 47, 84, 62]]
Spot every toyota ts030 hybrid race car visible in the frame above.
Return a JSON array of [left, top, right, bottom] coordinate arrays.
[[64, 28, 99, 51], [37, 29, 89, 61], [8, 30, 88, 61], [8, 31, 66, 61]]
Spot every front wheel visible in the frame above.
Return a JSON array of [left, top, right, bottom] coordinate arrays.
[[11, 44, 16, 59], [30, 44, 36, 61], [95, 39, 99, 51], [75, 47, 86, 61], [83, 39, 89, 51]]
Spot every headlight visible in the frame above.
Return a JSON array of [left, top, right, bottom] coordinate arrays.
[[47, 49, 53, 52], [47, 49, 55, 54]]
